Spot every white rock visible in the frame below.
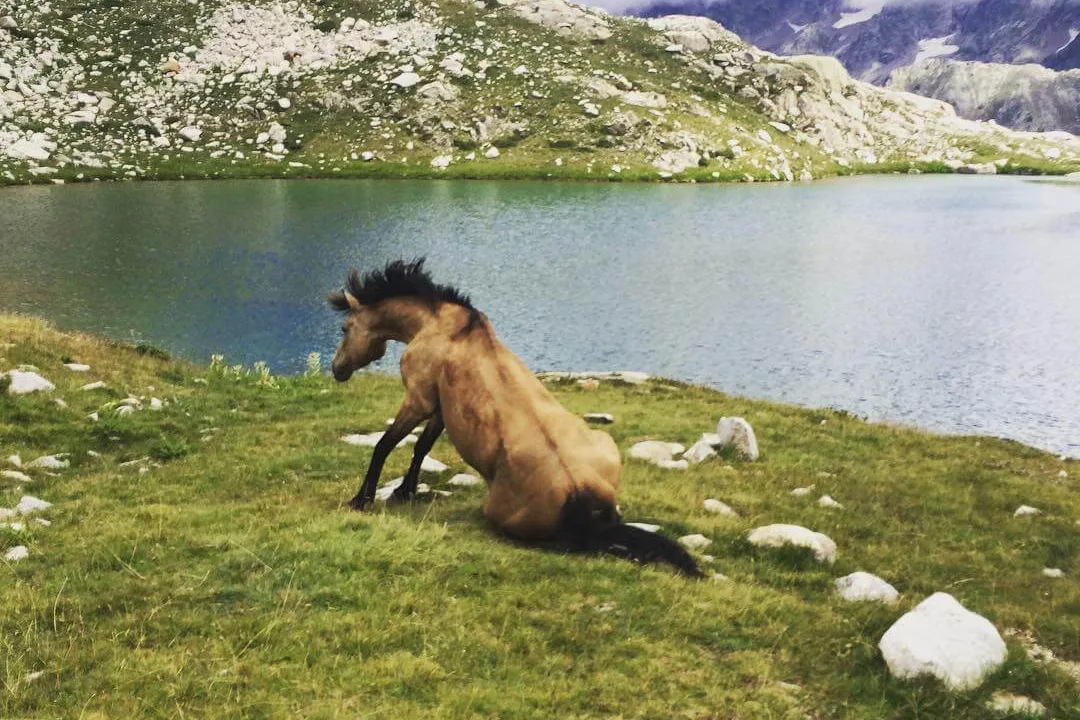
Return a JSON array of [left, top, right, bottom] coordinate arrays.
[[711, 572, 729, 582], [4, 545, 29, 562], [421, 456, 448, 473], [703, 498, 737, 516], [341, 432, 415, 448], [360, 151, 375, 161], [26, 455, 68, 470], [626, 522, 660, 533], [1014, 505, 1041, 517], [1058, 469, 1068, 478], [484, 146, 500, 159], [583, 413, 614, 424], [63, 363, 90, 372], [657, 459, 689, 470], [16, 495, 52, 515], [678, 533, 712, 550], [149, 397, 163, 410], [715, 417, 759, 460], [375, 477, 404, 501], [987, 692, 1046, 717], [791, 485, 815, 497], [391, 72, 421, 88], [747, 524, 837, 563], [879, 592, 1007, 691], [276, 97, 291, 110], [7, 455, 21, 468], [3, 370, 55, 395], [834, 571, 899, 603], [80, 381, 106, 391], [1042, 568, 1064, 578], [5, 138, 52, 161], [430, 155, 451, 168], [683, 438, 717, 464], [629, 440, 686, 466], [1, 470, 32, 483], [818, 494, 844, 509], [448, 473, 482, 487], [178, 126, 202, 142]]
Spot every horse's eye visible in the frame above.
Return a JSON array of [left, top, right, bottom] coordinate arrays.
[[340, 326, 348, 335]]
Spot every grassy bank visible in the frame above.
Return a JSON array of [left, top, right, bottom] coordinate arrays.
[[1, 315, 1078, 718]]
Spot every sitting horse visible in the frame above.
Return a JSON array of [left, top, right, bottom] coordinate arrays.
[[328, 259, 701, 577]]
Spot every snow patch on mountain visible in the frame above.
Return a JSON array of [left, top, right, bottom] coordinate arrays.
[[833, 0, 886, 30]]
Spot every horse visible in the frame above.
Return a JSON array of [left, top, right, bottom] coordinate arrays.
[[328, 259, 701, 577]]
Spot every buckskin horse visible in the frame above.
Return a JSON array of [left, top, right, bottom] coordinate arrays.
[[328, 259, 701, 577]]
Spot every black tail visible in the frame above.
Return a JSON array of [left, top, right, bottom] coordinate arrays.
[[557, 491, 704, 578]]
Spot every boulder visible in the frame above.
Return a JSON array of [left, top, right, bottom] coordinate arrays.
[[178, 126, 202, 142], [715, 417, 759, 460], [448, 473, 482, 487], [418, 81, 459, 102], [484, 146, 500, 159], [431, 155, 451, 168], [1, 470, 32, 483], [391, 72, 421, 88], [703, 498, 737, 516], [16, 495, 52, 515], [3, 370, 55, 395], [646, 15, 742, 54], [747, 524, 836, 563], [26, 455, 68, 470], [683, 438, 717, 464], [5, 138, 53, 162], [4, 545, 28, 562], [629, 440, 686, 466], [834, 571, 899, 603], [879, 592, 1007, 690], [678, 533, 712, 550]]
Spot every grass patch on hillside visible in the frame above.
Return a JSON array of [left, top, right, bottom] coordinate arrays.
[[1, 315, 1078, 717]]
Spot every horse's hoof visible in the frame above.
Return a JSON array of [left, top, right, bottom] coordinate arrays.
[[347, 495, 369, 511], [389, 488, 415, 504]]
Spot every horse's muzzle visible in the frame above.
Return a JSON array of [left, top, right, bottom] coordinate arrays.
[[332, 365, 353, 382]]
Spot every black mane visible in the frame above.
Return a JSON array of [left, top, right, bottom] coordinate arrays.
[[328, 258, 476, 314]]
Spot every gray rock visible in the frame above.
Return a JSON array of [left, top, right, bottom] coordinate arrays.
[[834, 571, 899, 603], [715, 417, 759, 460], [747, 524, 836, 563], [879, 592, 1006, 690], [3, 370, 55, 395]]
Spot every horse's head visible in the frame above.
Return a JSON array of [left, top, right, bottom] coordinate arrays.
[[327, 290, 387, 382]]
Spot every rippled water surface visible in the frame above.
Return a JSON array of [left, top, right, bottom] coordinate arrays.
[[2, 175, 1078, 455]]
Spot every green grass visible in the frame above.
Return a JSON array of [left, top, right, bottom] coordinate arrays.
[[2, 315, 1078, 718]]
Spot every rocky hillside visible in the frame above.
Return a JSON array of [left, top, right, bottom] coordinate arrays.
[[630, 0, 1080, 83], [1, 0, 1079, 185], [890, 60, 1080, 135]]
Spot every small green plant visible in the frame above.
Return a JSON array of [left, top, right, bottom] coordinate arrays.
[[305, 352, 322, 376], [149, 437, 190, 461], [134, 343, 171, 361]]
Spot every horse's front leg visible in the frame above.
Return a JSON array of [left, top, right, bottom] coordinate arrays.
[[392, 410, 445, 503], [349, 404, 431, 511]]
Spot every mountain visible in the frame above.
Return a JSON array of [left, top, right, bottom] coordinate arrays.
[[634, 0, 1080, 83], [1, 0, 1078, 186], [890, 60, 1080, 134]]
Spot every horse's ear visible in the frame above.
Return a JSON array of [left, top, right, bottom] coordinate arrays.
[[344, 292, 361, 311], [327, 290, 358, 312]]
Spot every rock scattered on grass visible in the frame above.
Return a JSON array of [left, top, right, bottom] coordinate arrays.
[[26, 455, 69, 470], [583, 413, 614, 424], [2, 370, 55, 395], [4, 545, 29, 562], [1042, 568, 1064, 578], [80, 381, 106, 391], [16, 495, 52, 515], [747, 524, 837, 563], [341, 432, 417, 448], [6, 455, 21, 468], [791, 485, 815, 497], [375, 477, 433, 501], [715, 417, 759, 460], [420, 456, 448, 473], [678, 533, 712, 550], [703, 498, 737, 516], [1014, 505, 1041, 517], [683, 437, 718, 464], [879, 592, 1006, 691], [626, 522, 660, 533], [629, 440, 686, 467], [448, 473, 481, 487], [63, 363, 90, 372], [987, 692, 1046, 717], [711, 572, 729, 582], [1, 470, 32, 483], [818, 494, 844, 509], [834, 571, 899, 603]]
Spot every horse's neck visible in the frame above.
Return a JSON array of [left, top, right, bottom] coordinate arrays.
[[376, 298, 434, 343]]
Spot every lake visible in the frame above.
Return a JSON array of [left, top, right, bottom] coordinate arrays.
[[1, 175, 1078, 456]]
